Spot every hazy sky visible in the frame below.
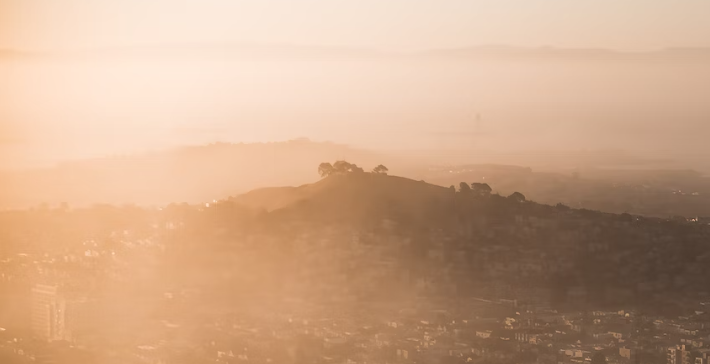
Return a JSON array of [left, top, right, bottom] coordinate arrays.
[[1, 0, 710, 170], [2, 0, 709, 51]]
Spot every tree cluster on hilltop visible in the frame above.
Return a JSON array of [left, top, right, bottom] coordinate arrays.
[[428, 165, 710, 218], [318, 161, 388, 177], [452, 181, 525, 201]]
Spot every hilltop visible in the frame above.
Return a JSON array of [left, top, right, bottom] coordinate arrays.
[[235, 172, 453, 224]]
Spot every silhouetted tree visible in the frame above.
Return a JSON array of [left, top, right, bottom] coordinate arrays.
[[459, 182, 471, 194], [372, 164, 389, 174], [332, 160, 364, 173], [319, 160, 366, 175], [333, 160, 353, 173], [471, 183, 492, 196], [350, 164, 365, 173], [318, 162, 335, 177], [508, 192, 526, 202]]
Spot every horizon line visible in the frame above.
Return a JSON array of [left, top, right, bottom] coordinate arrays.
[[3, 42, 710, 56]]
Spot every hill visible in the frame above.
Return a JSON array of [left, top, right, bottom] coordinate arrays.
[[3, 138, 710, 220], [242, 173, 452, 224], [234, 162, 710, 219], [4, 171, 710, 316], [210, 172, 710, 312]]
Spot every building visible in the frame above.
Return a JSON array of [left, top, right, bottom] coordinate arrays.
[[476, 330, 493, 339], [619, 347, 636, 362], [669, 345, 692, 364], [30, 284, 68, 342], [515, 331, 538, 343], [693, 349, 710, 364]]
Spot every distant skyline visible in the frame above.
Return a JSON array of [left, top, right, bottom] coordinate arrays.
[[1, 0, 709, 52]]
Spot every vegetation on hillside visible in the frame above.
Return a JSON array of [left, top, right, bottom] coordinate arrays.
[[4, 167, 710, 316]]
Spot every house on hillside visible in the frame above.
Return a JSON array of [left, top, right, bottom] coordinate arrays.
[[476, 330, 493, 339]]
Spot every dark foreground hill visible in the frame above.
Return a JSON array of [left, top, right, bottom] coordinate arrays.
[[3, 172, 710, 317], [177, 173, 710, 314]]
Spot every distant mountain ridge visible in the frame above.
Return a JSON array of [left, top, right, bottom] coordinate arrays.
[[3, 43, 709, 62], [420, 45, 710, 62]]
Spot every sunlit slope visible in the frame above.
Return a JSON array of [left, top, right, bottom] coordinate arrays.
[[234, 173, 453, 223]]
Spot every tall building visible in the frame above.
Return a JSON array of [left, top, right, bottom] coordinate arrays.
[[667, 346, 680, 364], [693, 349, 710, 364], [30, 284, 68, 342], [669, 345, 693, 364]]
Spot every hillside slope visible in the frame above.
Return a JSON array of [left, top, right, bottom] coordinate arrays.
[[233, 173, 453, 223], [220, 173, 710, 313]]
